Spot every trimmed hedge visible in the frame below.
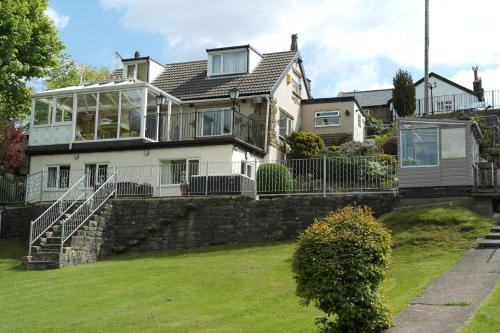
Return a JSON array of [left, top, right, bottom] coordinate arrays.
[[292, 205, 392, 332], [256, 163, 293, 193]]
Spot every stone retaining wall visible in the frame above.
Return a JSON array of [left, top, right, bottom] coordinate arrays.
[[0, 203, 50, 240], [99, 194, 396, 257]]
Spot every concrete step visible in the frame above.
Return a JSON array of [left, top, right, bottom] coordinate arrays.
[[39, 244, 61, 251], [485, 232, 500, 240], [491, 226, 500, 233], [44, 237, 62, 245], [32, 251, 61, 262], [24, 260, 59, 270], [477, 239, 500, 249]]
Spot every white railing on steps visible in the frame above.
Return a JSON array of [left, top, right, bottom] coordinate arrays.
[[60, 169, 117, 254], [28, 174, 88, 256]]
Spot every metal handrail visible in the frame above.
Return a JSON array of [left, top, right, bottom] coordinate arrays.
[[60, 170, 117, 254], [28, 174, 88, 256]]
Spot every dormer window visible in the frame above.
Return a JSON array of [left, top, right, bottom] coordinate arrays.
[[125, 62, 148, 81], [209, 50, 247, 76]]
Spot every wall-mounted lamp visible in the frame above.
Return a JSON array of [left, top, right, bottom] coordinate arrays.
[[73, 153, 80, 160], [155, 94, 168, 106], [229, 87, 240, 112], [144, 149, 150, 156], [188, 103, 195, 108], [344, 110, 351, 116]]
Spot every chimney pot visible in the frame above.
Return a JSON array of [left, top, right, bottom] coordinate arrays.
[[290, 34, 298, 51], [134, 51, 141, 58]]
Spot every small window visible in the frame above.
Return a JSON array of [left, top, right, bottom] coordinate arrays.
[[85, 163, 108, 188], [46, 165, 71, 189], [241, 161, 253, 178], [358, 114, 362, 128], [292, 73, 301, 95], [437, 100, 453, 111], [210, 51, 247, 75], [441, 127, 466, 159], [314, 111, 340, 127], [126, 64, 135, 79], [279, 112, 293, 137], [137, 62, 148, 81], [401, 127, 438, 167]]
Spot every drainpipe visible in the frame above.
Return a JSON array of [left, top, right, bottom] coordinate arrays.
[[264, 96, 271, 154]]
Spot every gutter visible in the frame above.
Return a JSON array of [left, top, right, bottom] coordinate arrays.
[[264, 96, 271, 154], [181, 94, 269, 105]]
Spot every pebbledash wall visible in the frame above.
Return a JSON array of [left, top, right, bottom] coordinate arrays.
[[1, 195, 395, 257]]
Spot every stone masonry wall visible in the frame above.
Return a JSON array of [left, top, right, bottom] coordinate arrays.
[[99, 194, 396, 257], [1, 203, 50, 240]]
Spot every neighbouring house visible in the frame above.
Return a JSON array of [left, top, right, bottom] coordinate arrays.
[[414, 71, 483, 115], [300, 97, 366, 145], [338, 88, 393, 124], [397, 118, 482, 198]]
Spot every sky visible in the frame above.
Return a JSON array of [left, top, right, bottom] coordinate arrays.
[[46, 0, 500, 97]]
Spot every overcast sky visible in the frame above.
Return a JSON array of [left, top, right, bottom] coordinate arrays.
[[47, 0, 500, 96]]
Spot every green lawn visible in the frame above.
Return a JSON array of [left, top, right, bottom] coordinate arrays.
[[460, 283, 500, 333], [0, 206, 492, 333]]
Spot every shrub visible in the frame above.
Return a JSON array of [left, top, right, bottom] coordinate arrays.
[[256, 163, 293, 193], [336, 139, 379, 156], [382, 136, 398, 156], [292, 205, 392, 332], [366, 115, 387, 137], [286, 131, 325, 159]]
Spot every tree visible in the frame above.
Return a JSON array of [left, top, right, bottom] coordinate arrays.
[[0, 122, 28, 174], [286, 131, 325, 159], [392, 69, 416, 117], [292, 206, 392, 332], [45, 53, 111, 90], [0, 0, 64, 122]]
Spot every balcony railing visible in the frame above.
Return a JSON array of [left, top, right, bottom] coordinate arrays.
[[415, 90, 500, 116], [145, 109, 264, 148]]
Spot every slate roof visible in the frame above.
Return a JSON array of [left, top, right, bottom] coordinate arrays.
[[109, 69, 123, 80], [151, 51, 298, 101], [338, 88, 393, 107]]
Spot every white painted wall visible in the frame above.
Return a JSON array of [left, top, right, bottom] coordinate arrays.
[[415, 76, 478, 113], [249, 48, 262, 73], [148, 60, 165, 82]]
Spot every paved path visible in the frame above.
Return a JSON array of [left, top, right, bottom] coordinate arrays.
[[388, 248, 500, 333]]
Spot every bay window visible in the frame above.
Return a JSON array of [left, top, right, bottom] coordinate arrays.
[[292, 73, 301, 95], [401, 127, 438, 167]]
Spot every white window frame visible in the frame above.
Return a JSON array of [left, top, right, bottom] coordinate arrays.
[[84, 163, 109, 188], [33, 97, 54, 127], [400, 126, 440, 168], [124, 61, 148, 81], [159, 158, 200, 186], [314, 111, 340, 128], [208, 50, 248, 76], [437, 100, 453, 111], [240, 160, 254, 179], [46, 165, 71, 190], [54, 95, 74, 124], [197, 108, 232, 137], [279, 112, 293, 137], [292, 72, 302, 95]]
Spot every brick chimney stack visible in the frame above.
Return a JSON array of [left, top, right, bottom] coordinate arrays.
[[472, 66, 485, 102], [290, 34, 298, 51]]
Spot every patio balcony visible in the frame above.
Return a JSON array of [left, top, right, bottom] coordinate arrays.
[[145, 108, 264, 149], [414, 90, 500, 116]]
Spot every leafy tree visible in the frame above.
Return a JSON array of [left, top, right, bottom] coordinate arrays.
[[45, 53, 111, 90], [366, 115, 387, 137], [0, 122, 28, 174], [0, 0, 64, 122], [392, 69, 416, 117], [286, 131, 325, 159]]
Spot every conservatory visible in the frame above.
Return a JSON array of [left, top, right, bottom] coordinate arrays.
[[29, 79, 181, 146]]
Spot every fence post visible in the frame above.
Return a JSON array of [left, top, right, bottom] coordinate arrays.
[[253, 160, 258, 199], [28, 221, 33, 256], [205, 161, 209, 196], [114, 165, 118, 198], [323, 156, 327, 197]]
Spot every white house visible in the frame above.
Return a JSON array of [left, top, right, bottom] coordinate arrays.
[[414, 72, 480, 115]]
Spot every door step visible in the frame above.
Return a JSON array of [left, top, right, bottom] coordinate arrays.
[[485, 232, 500, 240], [477, 239, 500, 249]]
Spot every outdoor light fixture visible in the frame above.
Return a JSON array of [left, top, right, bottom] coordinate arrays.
[[73, 153, 80, 160], [155, 94, 168, 106], [144, 149, 150, 156], [229, 87, 240, 100], [344, 110, 351, 116], [229, 88, 240, 111]]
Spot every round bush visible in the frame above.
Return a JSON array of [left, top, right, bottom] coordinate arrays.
[[286, 131, 325, 159], [382, 136, 398, 156], [292, 205, 392, 333], [256, 163, 293, 193]]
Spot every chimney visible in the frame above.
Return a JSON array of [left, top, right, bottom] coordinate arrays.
[[134, 50, 141, 58], [290, 34, 298, 51], [472, 66, 485, 102]]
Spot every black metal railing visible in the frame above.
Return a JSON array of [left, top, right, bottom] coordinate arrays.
[[414, 90, 500, 116], [146, 109, 264, 148]]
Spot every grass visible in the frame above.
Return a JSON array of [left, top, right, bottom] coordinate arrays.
[[460, 283, 500, 333], [0, 206, 492, 333]]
